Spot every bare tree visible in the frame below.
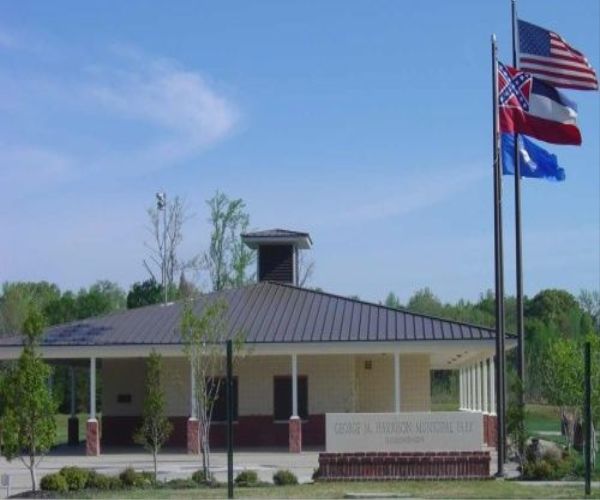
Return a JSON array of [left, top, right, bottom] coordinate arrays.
[[180, 298, 244, 479], [298, 251, 315, 287], [204, 191, 255, 291], [144, 194, 190, 302]]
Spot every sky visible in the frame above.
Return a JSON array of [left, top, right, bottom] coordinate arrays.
[[0, 0, 598, 304]]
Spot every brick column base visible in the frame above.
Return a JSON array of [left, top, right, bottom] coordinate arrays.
[[289, 416, 302, 453], [86, 419, 100, 456], [484, 414, 498, 449], [187, 418, 201, 454], [68, 416, 79, 446]]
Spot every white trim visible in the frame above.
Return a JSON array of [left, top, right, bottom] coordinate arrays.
[[0, 339, 513, 361], [89, 357, 96, 419], [475, 361, 481, 412], [291, 353, 298, 418], [482, 359, 489, 414]]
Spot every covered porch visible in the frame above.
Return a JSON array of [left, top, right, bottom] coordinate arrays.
[[18, 340, 502, 456]]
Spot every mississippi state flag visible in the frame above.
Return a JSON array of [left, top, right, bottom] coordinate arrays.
[[498, 63, 581, 145]]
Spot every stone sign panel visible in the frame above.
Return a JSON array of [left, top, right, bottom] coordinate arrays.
[[326, 412, 483, 453]]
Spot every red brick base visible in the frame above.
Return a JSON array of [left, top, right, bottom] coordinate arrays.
[[86, 419, 100, 456], [483, 414, 498, 448], [289, 417, 302, 453], [318, 451, 491, 480], [187, 418, 201, 454]]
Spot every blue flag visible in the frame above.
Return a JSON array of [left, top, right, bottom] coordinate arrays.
[[501, 133, 565, 181]]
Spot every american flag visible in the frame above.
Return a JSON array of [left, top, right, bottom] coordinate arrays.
[[518, 19, 598, 91]]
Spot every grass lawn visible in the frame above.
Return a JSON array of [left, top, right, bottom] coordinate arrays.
[[60, 481, 599, 499], [54, 413, 88, 446], [526, 404, 562, 434]]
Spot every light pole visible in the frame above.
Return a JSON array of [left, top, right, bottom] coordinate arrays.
[[156, 192, 167, 304]]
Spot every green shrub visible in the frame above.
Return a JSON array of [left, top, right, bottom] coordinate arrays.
[[86, 471, 122, 490], [522, 454, 575, 480], [235, 470, 259, 487], [119, 467, 153, 488], [312, 467, 320, 481], [163, 478, 197, 489], [273, 469, 298, 486], [59, 466, 90, 491], [40, 473, 69, 493], [192, 469, 215, 485]]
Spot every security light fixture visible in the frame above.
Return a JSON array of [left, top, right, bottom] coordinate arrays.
[[156, 191, 166, 210]]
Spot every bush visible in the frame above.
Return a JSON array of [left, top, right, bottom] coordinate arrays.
[[59, 466, 90, 491], [86, 471, 122, 490], [312, 467, 321, 481], [273, 469, 298, 486], [235, 470, 259, 487], [163, 478, 197, 489], [119, 467, 153, 488], [522, 454, 575, 480], [40, 473, 69, 493], [192, 469, 215, 485]]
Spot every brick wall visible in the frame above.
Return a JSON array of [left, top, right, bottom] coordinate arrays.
[[318, 451, 490, 480]]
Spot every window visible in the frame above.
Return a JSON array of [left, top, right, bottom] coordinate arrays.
[[209, 378, 238, 422], [273, 376, 308, 421]]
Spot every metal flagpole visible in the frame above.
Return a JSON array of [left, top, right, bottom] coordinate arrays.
[[511, 0, 526, 411], [492, 34, 507, 476]]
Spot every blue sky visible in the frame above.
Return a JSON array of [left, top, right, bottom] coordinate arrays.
[[0, 0, 598, 304]]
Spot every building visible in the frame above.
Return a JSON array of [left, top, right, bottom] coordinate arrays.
[[0, 229, 511, 456]]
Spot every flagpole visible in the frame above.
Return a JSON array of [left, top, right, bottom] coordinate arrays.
[[511, 0, 526, 412], [492, 33, 506, 476]]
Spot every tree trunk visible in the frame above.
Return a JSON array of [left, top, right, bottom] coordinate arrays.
[[29, 456, 37, 492], [153, 449, 158, 484]]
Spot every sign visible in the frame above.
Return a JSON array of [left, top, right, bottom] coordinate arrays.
[[326, 412, 483, 453]]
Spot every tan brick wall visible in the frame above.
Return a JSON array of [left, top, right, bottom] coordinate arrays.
[[101, 358, 146, 416], [236, 355, 356, 415], [400, 354, 431, 411], [101, 353, 430, 417], [355, 354, 431, 412]]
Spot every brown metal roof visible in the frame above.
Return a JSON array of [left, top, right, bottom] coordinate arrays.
[[0, 282, 497, 347]]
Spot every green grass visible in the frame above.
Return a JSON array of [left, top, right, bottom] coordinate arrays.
[[54, 413, 88, 446], [526, 404, 562, 434], [60, 481, 599, 499]]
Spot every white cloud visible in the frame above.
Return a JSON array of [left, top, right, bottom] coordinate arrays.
[[329, 165, 487, 225], [83, 49, 239, 169]]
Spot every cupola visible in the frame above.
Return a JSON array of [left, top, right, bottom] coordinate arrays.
[[241, 229, 312, 285]]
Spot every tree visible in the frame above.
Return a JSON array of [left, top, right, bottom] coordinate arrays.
[[134, 351, 173, 483], [406, 288, 445, 317], [297, 251, 315, 287], [384, 292, 402, 309], [181, 298, 243, 479], [204, 191, 255, 291], [144, 195, 190, 302], [0, 281, 60, 335], [127, 279, 164, 309], [541, 338, 584, 449], [579, 289, 600, 333], [0, 308, 57, 492]]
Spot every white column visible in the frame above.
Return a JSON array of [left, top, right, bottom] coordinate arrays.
[[482, 359, 489, 414], [394, 352, 401, 413], [476, 361, 482, 411], [89, 357, 96, 420], [471, 365, 476, 411], [462, 368, 467, 410], [190, 361, 197, 418], [458, 368, 465, 410], [465, 366, 470, 409], [490, 357, 496, 415], [291, 353, 298, 417]]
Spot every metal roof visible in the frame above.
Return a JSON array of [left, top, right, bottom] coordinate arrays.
[[241, 229, 312, 249], [0, 282, 498, 348]]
